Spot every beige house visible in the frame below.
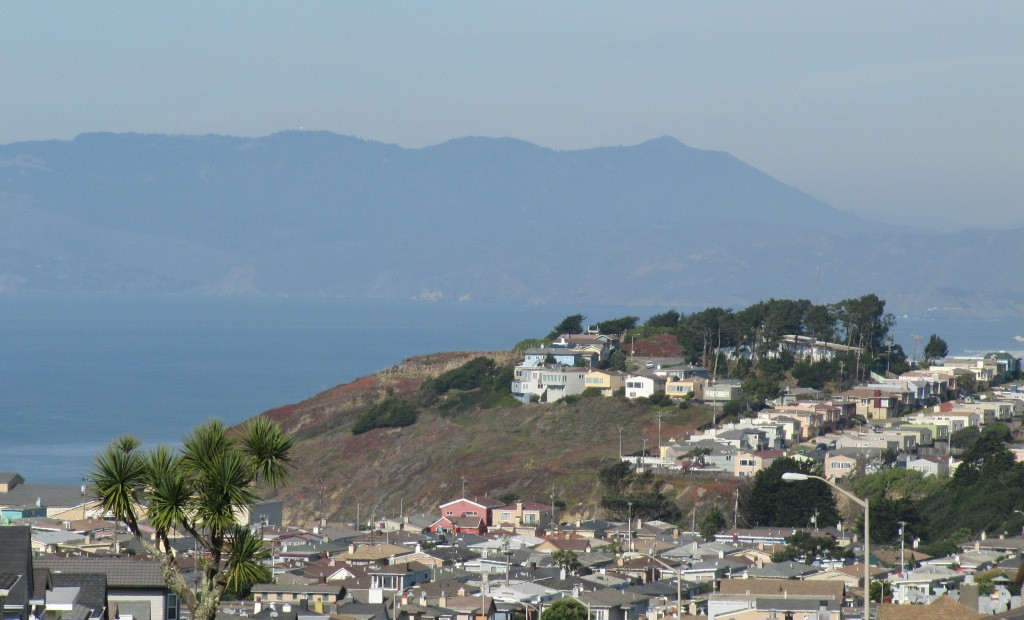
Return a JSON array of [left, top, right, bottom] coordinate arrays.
[[250, 583, 346, 605], [703, 380, 742, 403], [712, 579, 845, 620], [666, 376, 706, 400], [492, 500, 554, 530], [824, 453, 858, 480], [583, 369, 626, 396], [836, 388, 901, 420], [734, 449, 786, 478]]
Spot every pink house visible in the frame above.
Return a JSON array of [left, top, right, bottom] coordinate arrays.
[[429, 497, 502, 534]]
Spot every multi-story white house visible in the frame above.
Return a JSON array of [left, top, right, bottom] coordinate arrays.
[[624, 373, 666, 399], [511, 364, 587, 403]]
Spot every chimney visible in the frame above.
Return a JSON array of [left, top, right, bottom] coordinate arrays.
[[254, 600, 262, 614], [438, 592, 447, 607], [282, 603, 291, 613], [960, 583, 980, 612], [348, 543, 356, 555]]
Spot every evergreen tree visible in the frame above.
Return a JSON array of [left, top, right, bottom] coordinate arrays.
[[743, 458, 839, 527], [924, 334, 949, 362]]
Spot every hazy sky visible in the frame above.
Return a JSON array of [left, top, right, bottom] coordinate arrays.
[[3, 2, 1022, 230]]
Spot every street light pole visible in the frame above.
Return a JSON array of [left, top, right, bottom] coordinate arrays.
[[783, 472, 870, 620]]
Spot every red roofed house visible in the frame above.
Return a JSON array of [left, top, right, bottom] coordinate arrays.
[[429, 497, 503, 535]]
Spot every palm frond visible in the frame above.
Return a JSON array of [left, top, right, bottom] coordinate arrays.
[[180, 419, 232, 484], [193, 448, 257, 533], [89, 436, 147, 534], [146, 465, 194, 538], [224, 526, 272, 595], [240, 417, 294, 490]]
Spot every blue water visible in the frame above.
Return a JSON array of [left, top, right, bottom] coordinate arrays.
[[1, 295, 1019, 483], [0, 295, 644, 483]]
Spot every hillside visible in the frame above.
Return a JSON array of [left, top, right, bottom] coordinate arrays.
[[259, 351, 734, 526]]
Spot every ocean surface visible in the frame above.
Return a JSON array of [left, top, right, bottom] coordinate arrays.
[[1, 295, 1021, 483]]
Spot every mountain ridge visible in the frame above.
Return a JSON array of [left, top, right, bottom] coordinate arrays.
[[1, 131, 1021, 316]]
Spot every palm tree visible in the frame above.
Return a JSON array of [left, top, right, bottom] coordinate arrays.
[[90, 417, 294, 620]]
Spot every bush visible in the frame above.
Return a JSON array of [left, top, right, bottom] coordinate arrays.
[[581, 387, 604, 398], [352, 396, 417, 434], [421, 356, 498, 396], [647, 392, 671, 406]]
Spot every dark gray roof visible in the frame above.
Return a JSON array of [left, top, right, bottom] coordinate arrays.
[[34, 557, 166, 589], [0, 484, 95, 509], [332, 601, 388, 620], [574, 588, 650, 609], [0, 571, 20, 591], [0, 526, 32, 606], [51, 572, 108, 614], [745, 560, 820, 579]]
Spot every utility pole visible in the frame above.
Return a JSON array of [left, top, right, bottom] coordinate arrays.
[[317, 475, 326, 526], [627, 501, 634, 552], [886, 336, 894, 375], [899, 521, 907, 575], [657, 412, 662, 453], [551, 487, 556, 525], [461, 476, 467, 498], [619, 427, 623, 459], [734, 488, 739, 529], [815, 266, 821, 305]]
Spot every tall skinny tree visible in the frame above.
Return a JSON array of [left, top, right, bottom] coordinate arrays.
[[90, 417, 293, 620]]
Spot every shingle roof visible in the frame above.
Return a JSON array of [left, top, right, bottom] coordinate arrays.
[[34, 557, 166, 589], [718, 578, 844, 599], [0, 526, 32, 605], [878, 595, 984, 619], [0, 571, 20, 591], [51, 572, 108, 615], [0, 483, 95, 509]]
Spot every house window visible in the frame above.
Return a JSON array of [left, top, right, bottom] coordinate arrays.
[[524, 513, 536, 524], [501, 512, 511, 521], [167, 593, 179, 620]]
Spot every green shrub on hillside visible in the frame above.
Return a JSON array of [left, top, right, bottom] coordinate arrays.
[[421, 356, 499, 396], [352, 396, 417, 434]]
